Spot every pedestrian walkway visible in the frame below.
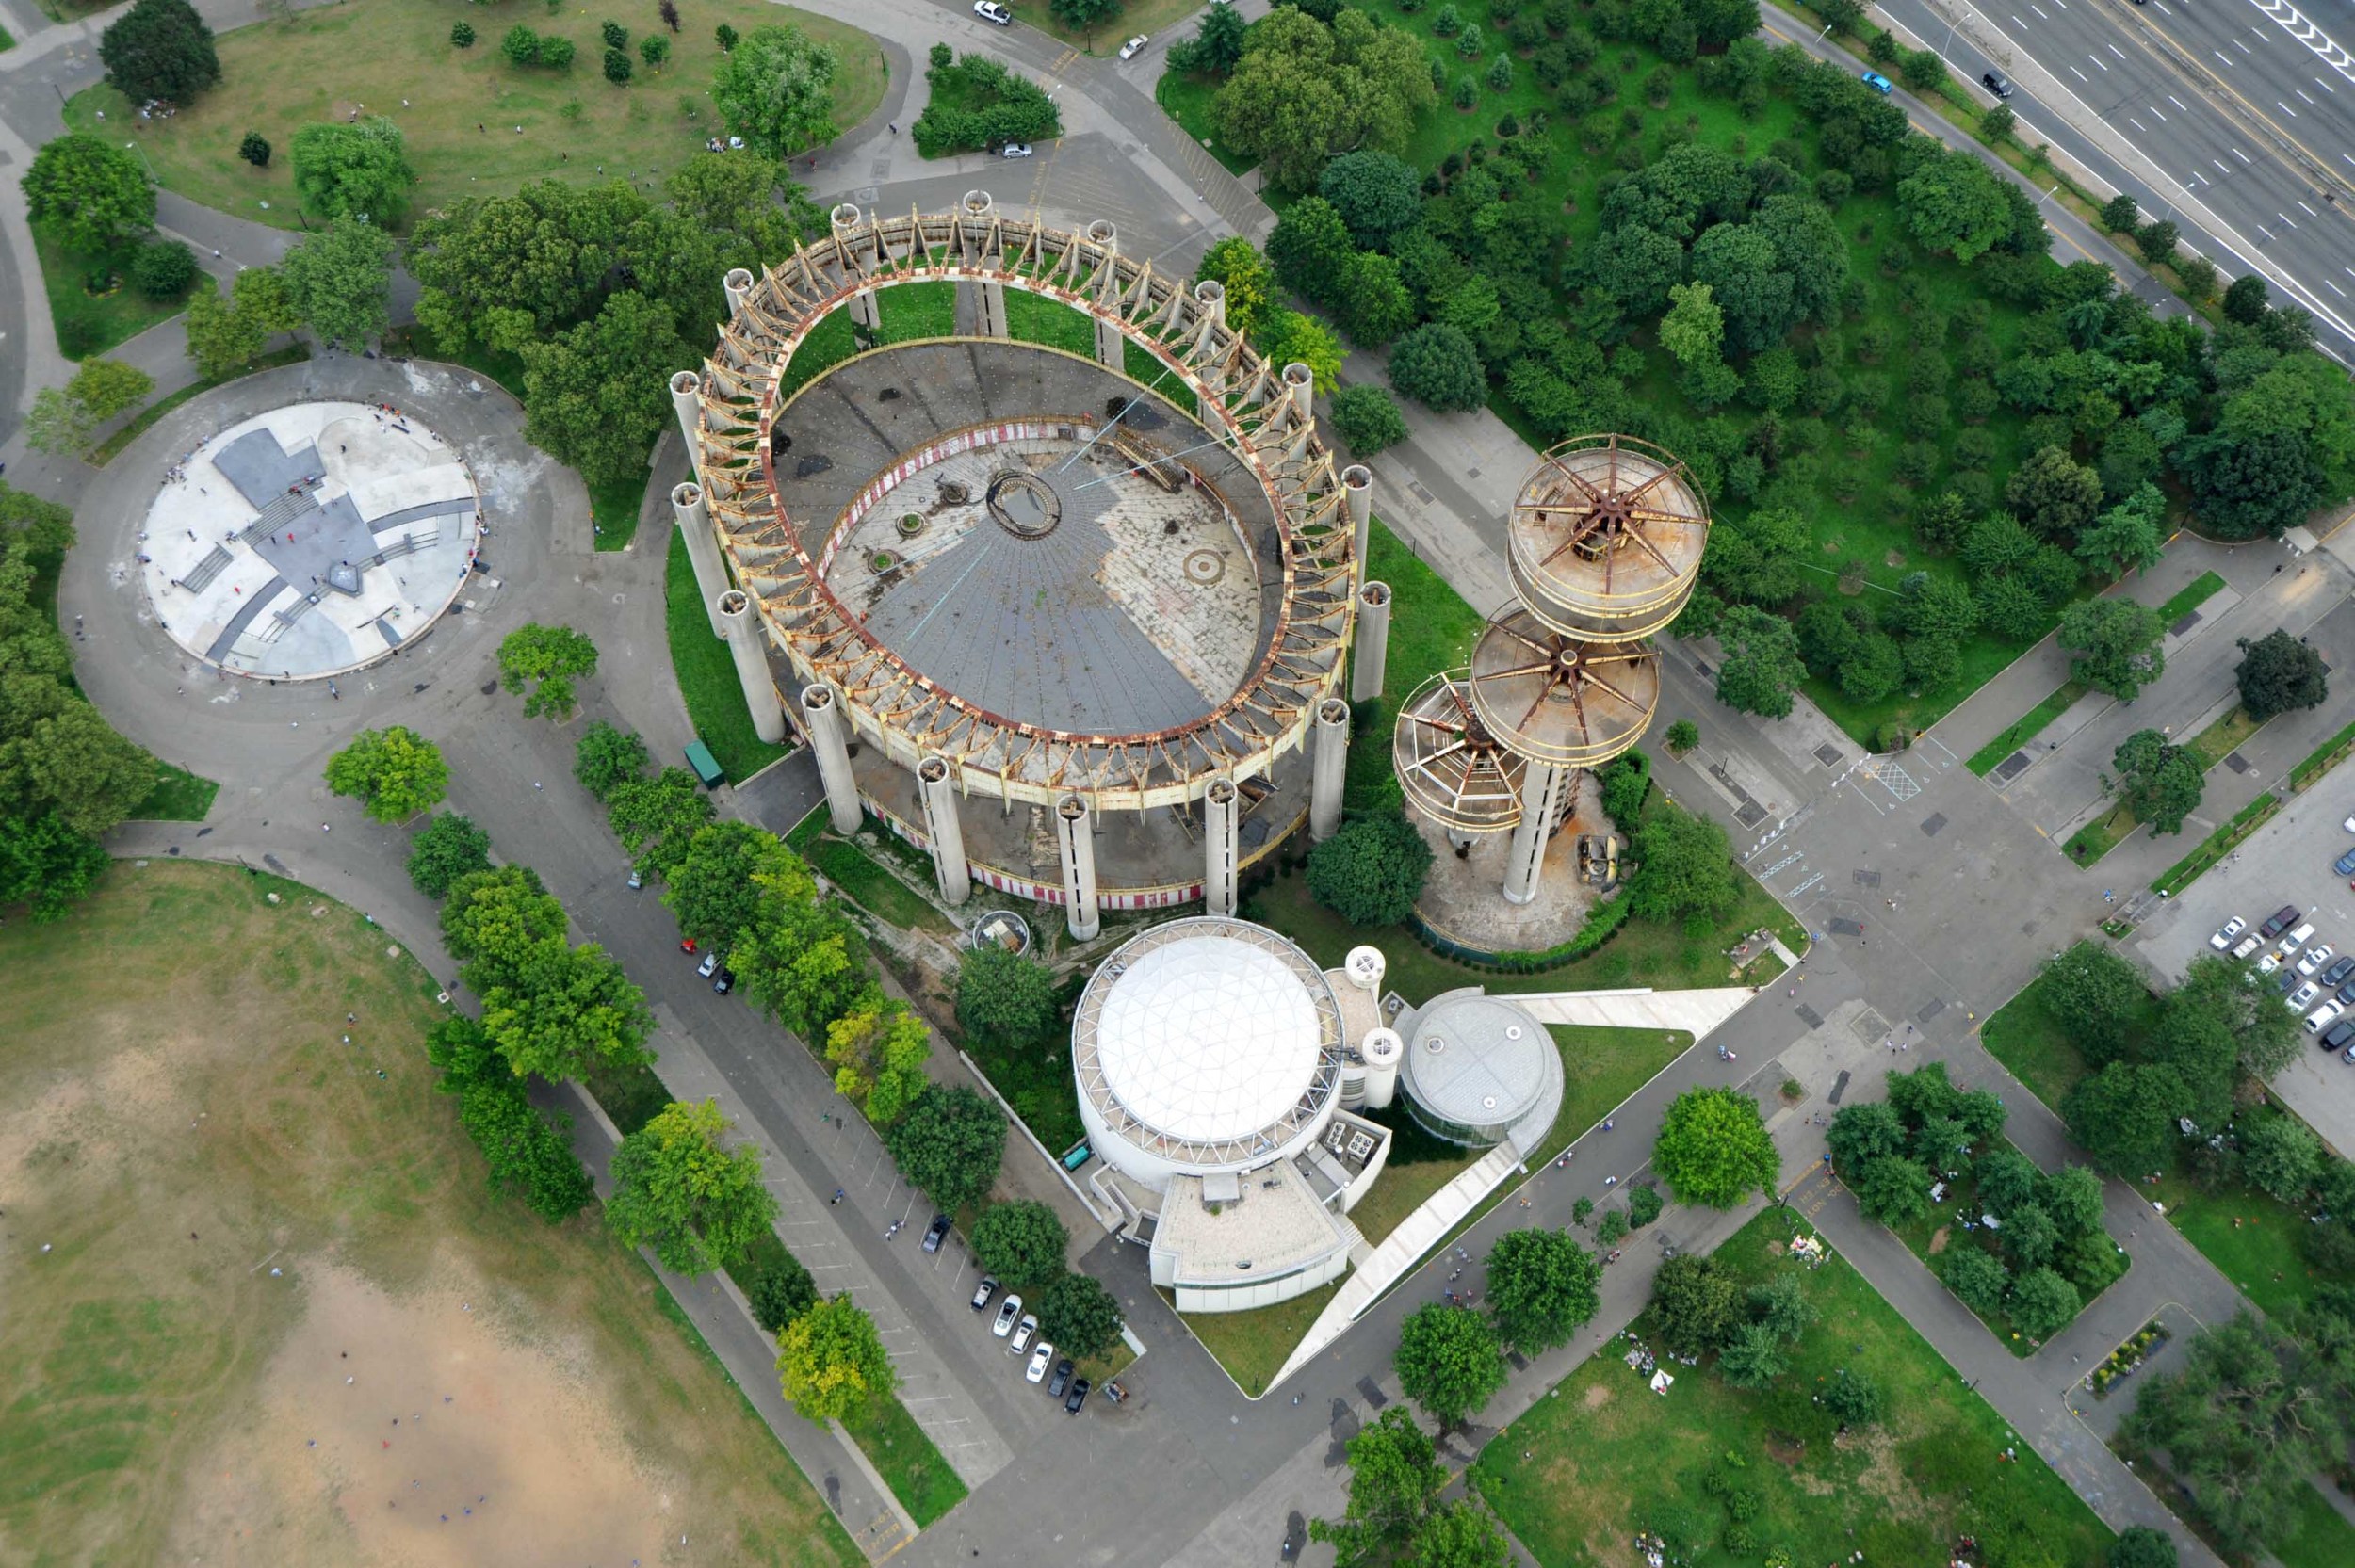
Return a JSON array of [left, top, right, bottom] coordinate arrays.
[[1514, 985, 1757, 1039]]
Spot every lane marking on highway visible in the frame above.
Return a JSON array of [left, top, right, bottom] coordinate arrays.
[[2232, 145, 2254, 162], [2149, 103, 2168, 120], [2091, 54, 2107, 71], [2296, 88, 2317, 104], [2235, 38, 2252, 53], [2278, 99, 2298, 116], [2298, 199, 2321, 215], [2320, 75, 2338, 91], [2279, 211, 2298, 228], [2168, 93, 2189, 109], [2030, 2, 2047, 15], [2071, 63, 2089, 82], [2216, 49, 2234, 67], [2250, 0, 2355, 89], [2109, 43, 2126, 59], [2013, 12, 2029, 25], [2329, 279, 2348, 298], [2214, 158, 2232, 173], [2130, 115, 2147, 131]]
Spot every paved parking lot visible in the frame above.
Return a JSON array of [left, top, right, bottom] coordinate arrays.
[[2133, 779, 2355, 1155]]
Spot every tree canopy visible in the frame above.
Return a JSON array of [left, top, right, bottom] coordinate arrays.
[[23, 135, 154, 251], [407, 812, 493, 899], [1713, 604, 1806, 719], [955, 945, 1060, 1046], [497, 622, 600, 719], [1213, 8, 1437, 193], [1394, 1302, 1507, 1428], [518, 290, 693, 490], [711, 24, 841, 159], [2111, 728, 2202, 835], [2234, 629, 2328, 720], [1036, 1270, 1125, 1360], [1625, 805, 1738, 923], [324, 726, 448, 823], [289, 118, 414, 223], [1652, 1087, 1779, 1208], [970, 1199, 1068, 1289], [280, 218, 397, 348], [883, 1085, 1004, 1212], [1307, 809, 1434, 926], [1484, 1227, 1602, 1354], [778, 1293, 897, 1422], [1309, 1407, 1447, 1566], [100, 0, 220, 107], [607, 1098, 779, 1275], [2058, 599, 2166, 700]]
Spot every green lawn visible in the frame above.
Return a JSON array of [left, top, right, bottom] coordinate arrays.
[[2185, 704, 2263, 769], [2062, 800, 2139, 867], [2289, 716, 2355, 793], [64, 0, 885, 230], [129, 763, 219, 822], [663, 528, 791, 783], [2152, 791, 2280, 897], [1003, 290, 1096, 357], [879, 281, 955, 343], [88, 344, 312, 465], [1966, 681, 2087, 777], [1976, 965, 2147, 1112], [796, 828, 957, 937], [1154, 67, 1259, 175], [589, 470, 647, 553], [1176, 1280, 1340, 1398], [2154, 569, 2228, 624], [1472, 1208, 2114, 1568], [2277, 1480, 2355, 1568], [31, 219, 191, 362], [838, 1389, 968, 1527]]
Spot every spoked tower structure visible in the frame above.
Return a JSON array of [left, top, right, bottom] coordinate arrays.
[[1391, 435, 1708, 948]]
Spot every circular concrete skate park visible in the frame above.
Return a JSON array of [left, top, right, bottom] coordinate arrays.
[[138, 401, 483, 680]]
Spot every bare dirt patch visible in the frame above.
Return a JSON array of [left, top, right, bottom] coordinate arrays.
[[1927, 1226, 1951, 1256], [0, 861, 854, 1568], [172, 1262, 673, 1566], [1583, 1382, 1614, 1410]]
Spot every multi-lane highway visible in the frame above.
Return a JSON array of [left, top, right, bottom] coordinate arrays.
[[1870, 0, 2355, 364]]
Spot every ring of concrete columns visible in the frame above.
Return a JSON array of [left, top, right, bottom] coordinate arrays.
[[678, 199, 1363, 816]]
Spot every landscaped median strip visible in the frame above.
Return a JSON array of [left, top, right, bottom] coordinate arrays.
[[2151, 791, 2282, 898], [2288, 716, 2355, 795], [2065, 699, 2267, 868], [1966, 680, 2087, 778]]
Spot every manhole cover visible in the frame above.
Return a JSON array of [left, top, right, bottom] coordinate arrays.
[[1735, 800, 1768, 828], [2169, 609, 2202, 637], [1814, 743, 1843, 767], [1919, 813, 1947, 836], [2225, 752, 2250, 774], [1917, 997, 1947, 1024], [1992, 751, 2031, 782], [1795, 1004, 1824, 1028], [1854, 869, 1881, 887], [1182, 549, 1225, 584], [1407, 480, 1435, 505]]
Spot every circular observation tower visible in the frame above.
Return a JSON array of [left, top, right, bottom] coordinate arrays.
[[671, 197, 1371, 938], [1394, 435, 1705, 936]]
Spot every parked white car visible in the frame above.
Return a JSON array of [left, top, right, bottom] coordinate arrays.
[[1026, 1342, 1054, 1382], [2308, 999, 2346, 1034], [992, 1294, 1024, 1337], [2299, 943, 2339, 978], [1009, 1314, 1038, 1354], [1119, 33, 1149, 59], [2287, 981, 2322, 1011], [2233, 933, 2263, 960], [974, 0, 1013, 23], [2210, 916, 2246, 950]]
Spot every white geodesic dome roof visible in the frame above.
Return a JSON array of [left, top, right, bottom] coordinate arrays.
[[1073, 917, 1345, 1179]]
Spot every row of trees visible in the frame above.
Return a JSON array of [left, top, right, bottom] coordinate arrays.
[[1828, 1062, 2116, 1341], [0, 488, 159, 919]]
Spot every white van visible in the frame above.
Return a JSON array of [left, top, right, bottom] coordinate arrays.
[[2280, 922, 2317, 956], [2308, 999, 2346, 1034]]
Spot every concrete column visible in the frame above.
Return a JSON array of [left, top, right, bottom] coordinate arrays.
[[1055, 795, 1100, 941], [1193, 279, 1227, 359], [802, 683, 863, 835], [831, 204, 882, 331], [1088, 220, 1124, 369], [668, 372, 702, 475], [918, 756, 971, 906], [723, 267, 755, 321], [1310, 697, 1350, 844], [718, 590, 787, 746], [1203, 776, 1241, 917], [1342, 464, 1373, 571], [958, 191, 1008, 340], [1352, 580, 1391, 703], [672, 483, 727, 639], [1502, 761, 1572, 907]]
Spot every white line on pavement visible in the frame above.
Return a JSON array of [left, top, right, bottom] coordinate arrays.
[[2169, 93, 2190, 109], [2091, 55, 2108, 71], [2130, 116, 2146, 130], [2232, 146, 2254, 162], [2071, 64, 2089, 81], [2279, 100, 2298, 115], [2299, 200, 2321, 216]]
